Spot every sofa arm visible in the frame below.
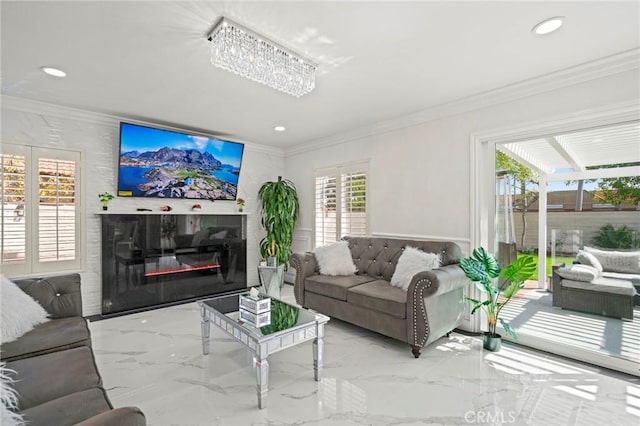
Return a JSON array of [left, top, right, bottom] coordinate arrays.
[[14, 274, 82, 319], [74, 407, 146, 426], [406, 264, 470, 348], [290, 252, 318, 306]]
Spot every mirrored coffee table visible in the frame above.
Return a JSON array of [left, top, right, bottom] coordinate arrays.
[[198, 291, 329, 409]]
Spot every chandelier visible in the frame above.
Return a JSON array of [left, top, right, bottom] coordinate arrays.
[[207, 17, 317, 98]]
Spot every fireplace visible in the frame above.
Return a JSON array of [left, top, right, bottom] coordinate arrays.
[[100, 213, 247, 315]]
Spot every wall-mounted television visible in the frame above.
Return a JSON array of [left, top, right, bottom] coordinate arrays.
[[117, 122, 244, 200]]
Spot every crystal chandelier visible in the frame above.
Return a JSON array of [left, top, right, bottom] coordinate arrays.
[[207, 17, 317, 98]]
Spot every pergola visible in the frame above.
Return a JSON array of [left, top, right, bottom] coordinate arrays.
[[497, 120, 640, 287]]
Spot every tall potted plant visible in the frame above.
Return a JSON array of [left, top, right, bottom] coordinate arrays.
[[258, 176, 299, 268], [459, 247, 536, 351]]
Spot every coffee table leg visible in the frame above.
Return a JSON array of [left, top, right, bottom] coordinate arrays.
[[255, 353, 269, 409], [200, 306, 210, 355], [313, 323, 324, 381]]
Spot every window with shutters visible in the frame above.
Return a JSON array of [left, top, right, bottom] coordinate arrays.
[[1, 144, 82, 276], [314, 161, 369, 247]]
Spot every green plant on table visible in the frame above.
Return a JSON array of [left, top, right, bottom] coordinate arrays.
[[460, 247, 536, 339], [260, 300, 299, 335]]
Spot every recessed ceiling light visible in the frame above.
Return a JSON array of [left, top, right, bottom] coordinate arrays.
[[274, 126, 286, 132], [41, 66, 66, 77], [532, 16, 565, 35]]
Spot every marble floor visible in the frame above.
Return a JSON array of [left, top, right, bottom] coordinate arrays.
[[90, 286, 640, 426]]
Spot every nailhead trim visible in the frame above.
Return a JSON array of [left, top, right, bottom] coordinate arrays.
[[412, 278, 431, 347]]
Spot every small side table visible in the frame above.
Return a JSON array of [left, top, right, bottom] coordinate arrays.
[[257, 264, 285, 298]]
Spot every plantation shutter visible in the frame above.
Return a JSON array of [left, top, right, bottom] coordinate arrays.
[[314, 161, 369, 248], [315, 170, 338, 247], [1, 151, 27, 266], [38, 157, 77, 263], [1, 144, 81, 275], [341, 169, 367, 238]]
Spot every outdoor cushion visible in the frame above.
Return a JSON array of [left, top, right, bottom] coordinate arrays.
[[347, 280, 407, 319], [602, 271, 640, 285], [562, 277, 637, 296], [6, 346, 102, 410], [556, 264, 601, 282], [22, 388, 112, 426], [583, 246, 640, 274], [1, 316, 90, 362], [305, 274, 375, 301], [576, 250, 603, 273]]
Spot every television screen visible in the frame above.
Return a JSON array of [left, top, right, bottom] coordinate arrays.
[[117, 122, 244, 200]]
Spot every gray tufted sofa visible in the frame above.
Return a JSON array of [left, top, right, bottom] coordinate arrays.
[[290, 237, 470, 358], [1, 274, 146, 426]]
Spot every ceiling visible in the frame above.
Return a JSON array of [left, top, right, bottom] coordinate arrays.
[[499, 120, 640, 176], [2, 1, 639, 149]]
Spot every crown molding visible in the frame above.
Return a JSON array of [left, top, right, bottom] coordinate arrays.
[[0, 95, 284, 156], [285, 48, 640, 157]]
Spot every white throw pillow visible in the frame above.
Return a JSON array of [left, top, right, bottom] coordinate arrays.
[[556, 264, 601, 282], [314, 241, 357, 276], [390, 246, 441, 291], [0, 363, 24, 426], [576, 250, 603, 273], [1, 275, 49, 344]]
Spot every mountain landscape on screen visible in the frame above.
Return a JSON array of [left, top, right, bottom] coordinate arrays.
[[117, 123, 244, 200]]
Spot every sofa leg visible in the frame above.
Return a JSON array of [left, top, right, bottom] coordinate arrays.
[[446, 331, 451, 337], [411, 345, 421, 358]]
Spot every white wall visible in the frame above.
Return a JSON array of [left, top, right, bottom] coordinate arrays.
[[1, 98, 284, 315], [284, 69, 640, 257]]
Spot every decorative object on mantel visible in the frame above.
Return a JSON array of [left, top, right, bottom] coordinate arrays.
[[136, 208, 152, 211], [161, 205, 172, 212], [258, 176, 299, 269], [459, 247, 536, 352], [236, 198, 245, 212], [98, 192, 114, 210], [191, 204, 202, 211]]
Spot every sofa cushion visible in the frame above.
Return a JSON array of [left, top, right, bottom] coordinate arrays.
[[602, 271, 640, 285], [1, 317, 90, 362], [21, 388, 112, 426], [556, 264, 601, 282], [562, 277, 636, 296], [1, 275, 50, 344], [576, 250, 603, 273], [314, 241, 357, 276], [584, 246, 640, 274], [14, 274, 82, 319], [305, 274, 375, 301], [347, 280, 407, 319], [6, 346, 102, 410]]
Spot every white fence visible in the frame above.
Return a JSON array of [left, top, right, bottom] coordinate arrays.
[[512, 211, 639, 253]]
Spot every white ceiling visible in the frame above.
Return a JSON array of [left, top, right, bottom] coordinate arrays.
[[2, 1, 639, 149], [500, 121, 640, 175]]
